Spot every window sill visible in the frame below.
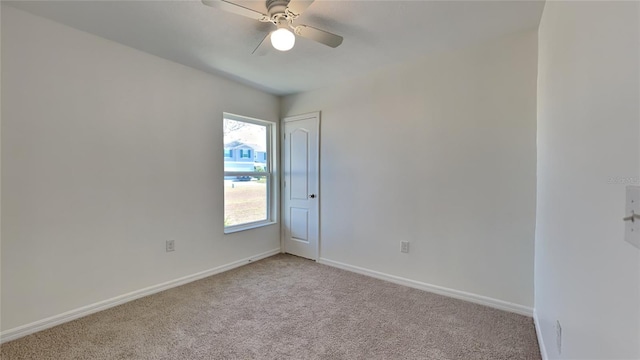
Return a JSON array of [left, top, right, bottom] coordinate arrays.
[[224, 221, 278, 234]]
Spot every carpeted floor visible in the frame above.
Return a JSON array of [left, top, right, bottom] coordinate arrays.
[[1, 254, 541, 359]]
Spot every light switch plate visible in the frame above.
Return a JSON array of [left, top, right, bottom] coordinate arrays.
[[624, 186, 640, 249]]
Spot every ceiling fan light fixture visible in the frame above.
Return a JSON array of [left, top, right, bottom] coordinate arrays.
[[271, 27, 295, 51], [201, 0, 343, 54]]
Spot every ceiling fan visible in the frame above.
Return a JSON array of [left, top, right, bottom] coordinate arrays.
[[201, 0, 343, 53]]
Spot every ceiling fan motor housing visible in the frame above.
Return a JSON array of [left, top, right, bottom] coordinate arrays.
[[266, 0, 290, 17]]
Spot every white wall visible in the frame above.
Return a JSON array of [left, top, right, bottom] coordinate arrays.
[[0, 1, 3, 336], [282, 30, 538, 309], [535, 2, 640, 359], [1, 6, 280, 332]]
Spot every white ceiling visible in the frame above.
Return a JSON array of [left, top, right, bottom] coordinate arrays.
[[6, 0, 545, 95]]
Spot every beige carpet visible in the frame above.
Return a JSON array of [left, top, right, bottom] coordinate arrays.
[[1, 254, 541, 359]]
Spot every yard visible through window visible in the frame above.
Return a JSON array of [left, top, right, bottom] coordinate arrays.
[[223, 114, 274, 231]]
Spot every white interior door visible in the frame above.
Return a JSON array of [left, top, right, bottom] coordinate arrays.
[[282, 112, 319, 260]]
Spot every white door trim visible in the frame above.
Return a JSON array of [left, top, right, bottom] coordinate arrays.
[[281, 112, 320, 260]]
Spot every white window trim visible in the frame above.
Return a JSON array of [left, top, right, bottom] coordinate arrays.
[[223, 112, 278, 234]]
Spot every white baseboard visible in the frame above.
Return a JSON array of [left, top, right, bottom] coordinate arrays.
[[533, 310, 549, 360], [318, 257, 533, 317], [0, 248, 281, 344]]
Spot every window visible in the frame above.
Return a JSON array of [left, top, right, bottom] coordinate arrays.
[[224, 149, 232, 158], [223, 113, 276, 232]]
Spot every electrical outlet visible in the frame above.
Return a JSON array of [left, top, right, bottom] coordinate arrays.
[[401, 241, 410, 253], [166, 240, 175, 252], [624, 186, 640, 249], [556, 320, 562, 355]]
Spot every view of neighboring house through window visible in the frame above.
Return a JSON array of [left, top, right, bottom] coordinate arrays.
[[223, 113, 274, 231]]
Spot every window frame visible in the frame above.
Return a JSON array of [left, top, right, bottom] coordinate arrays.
[[223, 112, 278, 234]]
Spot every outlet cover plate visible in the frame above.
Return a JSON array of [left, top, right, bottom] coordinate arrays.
[[166, 240, 175, 252], [625, 186, 640, 249]]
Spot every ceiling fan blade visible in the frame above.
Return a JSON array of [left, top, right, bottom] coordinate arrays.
[[201, 0, 269, 21], [286, 0, 315, 16], [252, 33, 272, 56], [295, 25, 343, 48]]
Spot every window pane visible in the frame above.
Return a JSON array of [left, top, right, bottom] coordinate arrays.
[[224, 179, 267, 226], [223, 115, 273, 230], [224, 119, 267, 172]]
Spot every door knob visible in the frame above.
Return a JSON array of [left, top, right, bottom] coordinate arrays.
[[309, 194, 316, 198]]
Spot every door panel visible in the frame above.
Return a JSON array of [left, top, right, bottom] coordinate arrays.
[[290, 208, 309, 241], [290, 129, 309, 200], [282, 113, 319, 260]]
